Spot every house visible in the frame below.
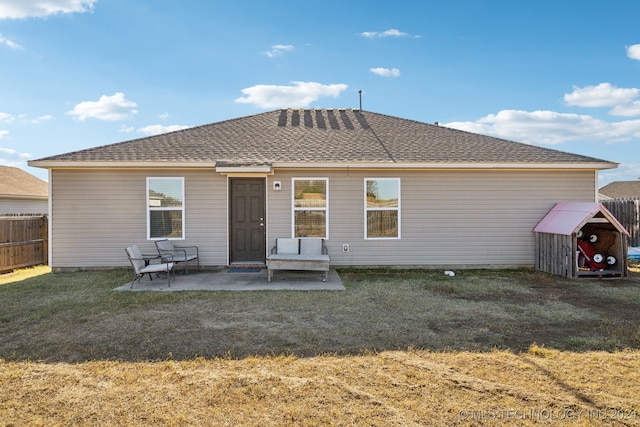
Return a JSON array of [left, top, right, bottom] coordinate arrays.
[[599, 180, 640, 200], [0, 166, 48, 214], [28, 109, 617, 271]]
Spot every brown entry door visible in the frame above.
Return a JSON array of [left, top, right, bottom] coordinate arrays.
[[229, 178, 266, 264]]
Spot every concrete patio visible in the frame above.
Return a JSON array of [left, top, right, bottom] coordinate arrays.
[[114, 268, 344, 291]]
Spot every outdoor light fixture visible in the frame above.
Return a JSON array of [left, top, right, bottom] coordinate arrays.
[[273, 181, 282, 191]]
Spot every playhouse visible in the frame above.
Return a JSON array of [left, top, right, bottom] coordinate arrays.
[[534, 202, 630, 278]]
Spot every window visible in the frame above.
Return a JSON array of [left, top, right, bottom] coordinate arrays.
[[147, 177, 185, 239], [293, 178, 328, 238], [365, 178, 400, 239]]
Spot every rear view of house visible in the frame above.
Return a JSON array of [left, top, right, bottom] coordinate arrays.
[[29, 109, 617, 271]]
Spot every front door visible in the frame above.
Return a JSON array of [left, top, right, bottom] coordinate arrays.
[[229, 178, 266, 264]]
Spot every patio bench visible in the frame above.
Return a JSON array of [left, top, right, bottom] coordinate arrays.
[[267, 238, 330, 282], [155, 239, 199, 274]]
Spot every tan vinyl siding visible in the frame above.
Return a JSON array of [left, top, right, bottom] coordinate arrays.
[[50, 167, 597, 269], [0, 198, 48, 214], [267, 169, 596, 267], [266, 176, 296, 242], [50, 169, 227, 268]]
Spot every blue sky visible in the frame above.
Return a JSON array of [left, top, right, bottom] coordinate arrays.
[[1, 0, 639, 186]]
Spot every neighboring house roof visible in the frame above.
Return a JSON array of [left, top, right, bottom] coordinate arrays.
[[29, 109, 616, 170], [598, 181, 640, 199], [0, 166, 48, 199], [533, 202, 630, 237]]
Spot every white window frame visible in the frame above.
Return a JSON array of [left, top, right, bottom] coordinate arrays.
[[364, 178, 400, 240], [292, 177, 329, 238], [146, 177, 185, 240]]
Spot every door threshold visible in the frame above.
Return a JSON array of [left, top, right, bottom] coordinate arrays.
[[230, 262, 266, 269]]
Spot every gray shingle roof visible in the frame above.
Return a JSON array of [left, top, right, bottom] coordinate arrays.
[[0, 166, 48, 198], [599, 181, 640, 199], [32, 109, 612, 166]]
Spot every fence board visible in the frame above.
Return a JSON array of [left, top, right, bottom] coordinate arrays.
[[602, 198, 640, 247], [0, 214, 48, 273]]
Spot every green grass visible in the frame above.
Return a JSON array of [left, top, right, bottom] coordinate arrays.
[[0, 266, 639, 362]]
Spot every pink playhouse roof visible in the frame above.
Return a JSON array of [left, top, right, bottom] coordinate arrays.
[[533, 202, 630, 237]]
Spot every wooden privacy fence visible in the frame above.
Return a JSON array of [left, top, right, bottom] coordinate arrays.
[[602, 198, 640, 247], [0, 214, 48, 273]]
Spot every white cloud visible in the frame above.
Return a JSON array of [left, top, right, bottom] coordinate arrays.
[[627, 44, 640, 61], [119, 125, 135, 133], [67, 93, 138, 121], [0, 147, 31, 158], [0, 147, 33, 170], [0, 132, 37, 168], [563, 83, 640, 117], [265, 44, 294, 58], [30, 114, 53, 124], [235, 81, 348, 109], [609, 101, 640, 117], [370, 67, 400, 78], [564, 83, 639, 108], [137, 124, 190, 136], [0, 34, 22, 49], [0, 112, 15, 123], [0, 112, 54, 124], [444, 109, 640, 145], [158, 112, 169, 120], [0, 0, 96, 19], [359, 29, 420, 39], [599, 162, 640, 186]]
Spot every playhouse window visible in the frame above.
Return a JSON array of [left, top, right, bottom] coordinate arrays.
[[292, 178, 328, 238], [147, 177, 185, 239], [365, 178, 400, 239]]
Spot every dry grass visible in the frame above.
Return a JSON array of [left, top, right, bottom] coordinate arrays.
[[2, 348, 639, 426], [0, 265, 50, 285], [1, 265, 640, 425], [1, 267, 639, 361]]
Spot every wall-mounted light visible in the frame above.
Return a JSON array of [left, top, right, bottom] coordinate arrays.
[[273, 181, 282, 191]]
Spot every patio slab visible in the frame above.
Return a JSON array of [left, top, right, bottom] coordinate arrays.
[[114, 269, 344, 291]]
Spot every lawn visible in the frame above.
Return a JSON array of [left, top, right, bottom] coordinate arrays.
[[1, 265, 639, 425]]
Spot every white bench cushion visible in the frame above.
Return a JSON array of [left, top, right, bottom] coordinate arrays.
[[276, 238, 300, 254], [300, 238, 323, 255]]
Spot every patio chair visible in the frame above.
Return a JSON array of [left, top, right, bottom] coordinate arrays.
[[155, 239, 199, 274], [125, 244, 174, 288]]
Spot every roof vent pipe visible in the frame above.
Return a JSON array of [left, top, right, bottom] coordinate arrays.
[[359, 90, 362, 111]]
